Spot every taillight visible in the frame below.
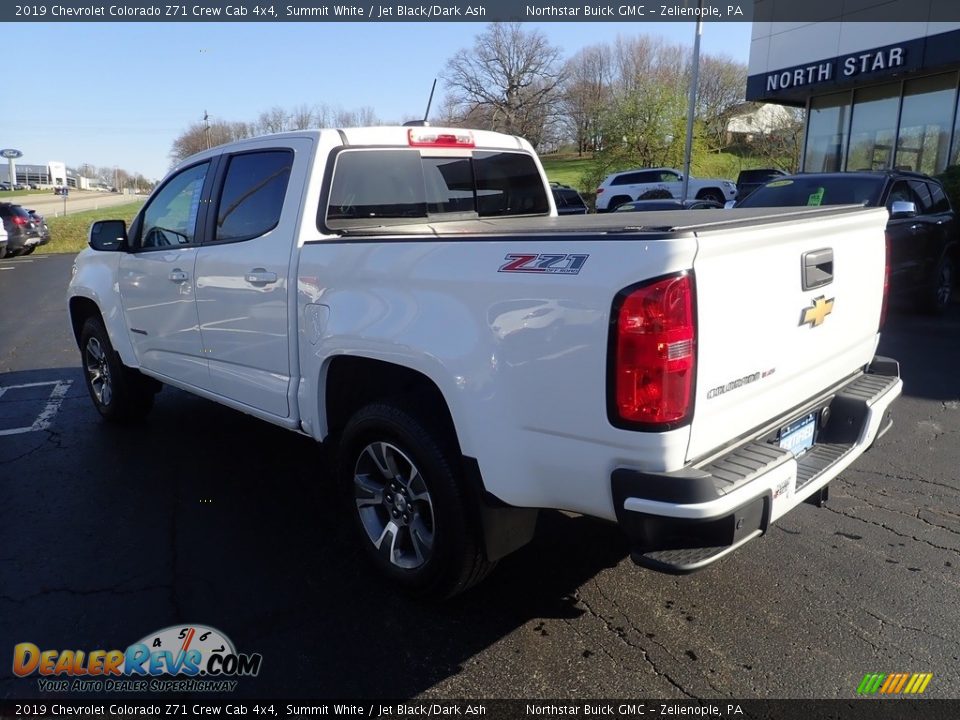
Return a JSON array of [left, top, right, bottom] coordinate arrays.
[[609, 273, 696, 429], [12, 216, 27, 226], [879, 235, 891, 330], [407, 128, 475, 148]]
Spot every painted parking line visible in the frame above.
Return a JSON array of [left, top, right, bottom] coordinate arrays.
[[0, 380, 73, 436]]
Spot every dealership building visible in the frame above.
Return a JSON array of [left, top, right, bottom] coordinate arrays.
[[747, 8, 960, 174]]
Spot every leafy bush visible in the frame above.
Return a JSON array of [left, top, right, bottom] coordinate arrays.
[[935, 165, 960, 212]]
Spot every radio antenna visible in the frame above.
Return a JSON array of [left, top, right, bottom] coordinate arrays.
[[423, 78, 437, 123], [403, 79, 439, 127]]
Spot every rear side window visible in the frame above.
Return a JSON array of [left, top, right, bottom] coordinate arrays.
[[325, 149, 548, 229], [555, 188, 586, 209], [473, 151, 549, 216], [215, 150, 293, 243], [612, 172, 648, 185], [927, 181, 951, 213], [907, 180, 933, 213]]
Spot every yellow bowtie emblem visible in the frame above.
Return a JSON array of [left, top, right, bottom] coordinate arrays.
[[801, 296, 835, 328]]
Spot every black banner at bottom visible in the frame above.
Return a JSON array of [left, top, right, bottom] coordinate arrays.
[[2, 699, 960, 720]]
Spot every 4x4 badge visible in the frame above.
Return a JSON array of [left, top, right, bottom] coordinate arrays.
[[800, 296, 835, 328]]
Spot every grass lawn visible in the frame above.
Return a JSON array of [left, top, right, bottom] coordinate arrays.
[[0, 189, 43, 199], [38, 201, 145, 255], [540, 153, 597, 191]]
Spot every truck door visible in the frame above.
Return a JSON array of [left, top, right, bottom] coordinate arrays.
[[194, 141, 309, 418], [118, 160, 211, 387]]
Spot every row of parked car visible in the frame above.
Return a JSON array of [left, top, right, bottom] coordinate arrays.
[[549, 167, 957, 315], [0, 202, 51, 257], [0, 182, 40, 191]]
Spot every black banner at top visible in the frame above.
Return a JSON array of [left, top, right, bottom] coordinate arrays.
[[5, 0, 960, 23]]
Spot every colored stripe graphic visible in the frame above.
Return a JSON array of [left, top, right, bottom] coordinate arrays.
[[857, 672, 932, 695]]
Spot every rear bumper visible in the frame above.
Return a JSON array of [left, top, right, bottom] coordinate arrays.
[[612, 356, 902, 573]]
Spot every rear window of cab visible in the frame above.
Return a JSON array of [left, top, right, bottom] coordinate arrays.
[[324, 148, 549, 230]]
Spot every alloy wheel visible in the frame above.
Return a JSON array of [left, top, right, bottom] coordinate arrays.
[[85, 336, 112, 406], [353, 441, 436, 570]]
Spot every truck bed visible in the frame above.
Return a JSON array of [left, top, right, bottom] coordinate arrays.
[[325, 205, 871, 238]]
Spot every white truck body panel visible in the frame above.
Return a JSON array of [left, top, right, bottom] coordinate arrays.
[[68, 126, 901, 579]]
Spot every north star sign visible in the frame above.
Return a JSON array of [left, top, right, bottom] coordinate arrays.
[[765, 46, 906, 92]]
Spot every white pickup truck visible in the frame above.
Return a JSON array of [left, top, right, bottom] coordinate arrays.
[[68, 126, 901, 597]]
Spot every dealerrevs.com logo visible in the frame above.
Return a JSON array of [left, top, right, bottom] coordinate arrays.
[[13, 625, 262, 693]]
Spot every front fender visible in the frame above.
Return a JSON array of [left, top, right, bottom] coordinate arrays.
[[68, 249, 138, 367]]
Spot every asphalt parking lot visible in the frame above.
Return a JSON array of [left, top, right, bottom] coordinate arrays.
[[1, 253, 959, 701]]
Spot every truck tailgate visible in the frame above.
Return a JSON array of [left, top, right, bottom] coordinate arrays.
[[686, 206, 889, 463]]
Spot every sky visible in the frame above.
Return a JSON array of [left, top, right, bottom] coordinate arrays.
[[0, 21, 752, 181]]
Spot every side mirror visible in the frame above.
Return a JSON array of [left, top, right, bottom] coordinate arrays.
[[889, 200, 917, 218], [89, 220, 128, 252]]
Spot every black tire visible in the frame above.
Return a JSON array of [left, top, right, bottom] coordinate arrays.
[[920, 253, 955, 315], [338, 400, 494, 598], [697, 189, 725, 205], [21, 246, 35, 256], [79, 316, 156, 422], [607, 195, 632, 212]]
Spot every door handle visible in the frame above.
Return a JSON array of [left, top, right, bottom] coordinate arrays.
[[802, 248, 833, 290], [168, 269, 189, 283], [245, 269, 278, 285]]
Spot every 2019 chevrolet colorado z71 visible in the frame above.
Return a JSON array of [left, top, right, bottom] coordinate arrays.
[[68, 126, 901, 597]]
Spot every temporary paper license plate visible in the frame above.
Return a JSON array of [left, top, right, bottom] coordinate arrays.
[[779, 413, 816, 456]]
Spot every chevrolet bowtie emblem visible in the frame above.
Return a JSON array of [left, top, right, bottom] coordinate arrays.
[[800, 296, 835, 328]]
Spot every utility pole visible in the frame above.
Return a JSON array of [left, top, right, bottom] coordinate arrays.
[[204, 110, 211, 150], [681, 5, 704, 203]]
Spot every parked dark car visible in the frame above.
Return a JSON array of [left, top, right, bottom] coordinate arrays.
[[24, 209, 51, 253], [615, 198, 723, 212], [551, 183, 589, 215], [736, 171, 958, 313], [0, 202, 42, 257], [735, 168, 788, 200]]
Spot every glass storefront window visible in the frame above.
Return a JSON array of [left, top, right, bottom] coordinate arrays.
[[846, 83, 900, 171], [804, 93, 851, 172], [895, 73, 958, 175], [950, 85, 960, 167]]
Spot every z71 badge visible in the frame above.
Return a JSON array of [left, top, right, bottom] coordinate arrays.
[[499, 253, 589, 275]]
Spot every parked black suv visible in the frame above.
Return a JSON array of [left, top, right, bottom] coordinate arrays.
[[0, 202, 42, 257], [736, 171, 958, 313], [550, 183, 589, 215], [735, 168, 787, 200]]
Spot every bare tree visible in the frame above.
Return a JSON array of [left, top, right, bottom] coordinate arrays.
[[443, 22, 565, 148], [696, 55, 749, 152], [169, 120, 253, 165], [561, 45, 612, 155], [288, 104, 315, 130], [256, 106, 289, 134]]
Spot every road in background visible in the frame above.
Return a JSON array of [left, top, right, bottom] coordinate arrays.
[[4, 190, 142, 217], [1, 254, 958, 700]]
